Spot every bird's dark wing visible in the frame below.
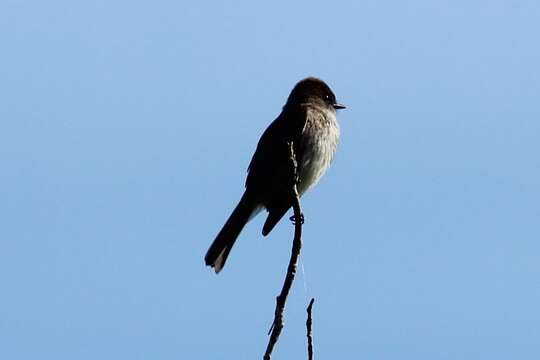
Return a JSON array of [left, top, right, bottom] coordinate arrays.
[[245, 106, 307, 235], [246, 106, 306, 193]]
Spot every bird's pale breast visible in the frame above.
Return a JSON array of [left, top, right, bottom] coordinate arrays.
[[297, 107, 340, 196]]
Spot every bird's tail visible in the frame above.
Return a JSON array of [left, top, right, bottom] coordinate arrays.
[[205, 192, 258, 273]]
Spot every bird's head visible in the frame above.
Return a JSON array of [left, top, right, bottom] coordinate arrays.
[[285, 77, 346, 111]]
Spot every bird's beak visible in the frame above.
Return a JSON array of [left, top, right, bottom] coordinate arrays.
[[333, 103, 346, 110]]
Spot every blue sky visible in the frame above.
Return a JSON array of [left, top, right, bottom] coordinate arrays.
[[1, 1, 539, 359]]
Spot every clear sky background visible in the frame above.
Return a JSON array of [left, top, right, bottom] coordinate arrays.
[[1, 1, 539, 359]]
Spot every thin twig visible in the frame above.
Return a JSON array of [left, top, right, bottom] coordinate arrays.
[[263, 142, 303, 360], [306, 298, 315, 360]]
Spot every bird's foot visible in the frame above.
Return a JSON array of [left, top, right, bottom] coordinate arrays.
[[289, 213, 304, 225]]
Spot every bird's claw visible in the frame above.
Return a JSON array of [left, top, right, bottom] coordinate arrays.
[[289, 213, 304, 225]]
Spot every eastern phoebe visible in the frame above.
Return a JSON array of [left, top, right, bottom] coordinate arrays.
[[205, 77, 345, 273]]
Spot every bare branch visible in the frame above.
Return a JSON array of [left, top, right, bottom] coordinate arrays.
[[263, 142, 303, 360], [306, 298, 315, 360]]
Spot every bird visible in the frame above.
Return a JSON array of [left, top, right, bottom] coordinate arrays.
[[205, 77, 345, 273]]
